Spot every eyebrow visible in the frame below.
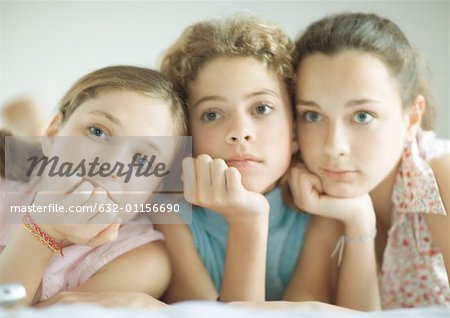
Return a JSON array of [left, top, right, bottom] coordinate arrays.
[[145, 140, 163, 156], [296, 98, 382, 109], [89, 110, 122, 127], [192, 89, 279, 109]]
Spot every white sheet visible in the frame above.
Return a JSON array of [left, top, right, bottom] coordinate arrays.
[[1, 301, 450, 318]]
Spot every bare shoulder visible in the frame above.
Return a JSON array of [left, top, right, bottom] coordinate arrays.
[[74, 241, 171, 297]]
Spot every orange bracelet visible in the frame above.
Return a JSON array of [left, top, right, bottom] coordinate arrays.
[[22, 213, 64, 256]]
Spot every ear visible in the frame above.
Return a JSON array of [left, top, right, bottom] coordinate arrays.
[[41, 112, 63, 156], [406, 95, 426, 135], [45, 113, 63, 137]]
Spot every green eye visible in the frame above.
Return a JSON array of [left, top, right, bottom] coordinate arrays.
[[201, 111, 221, 122], [303, 111, 322, 122], [134, 154, 150, 168], [88, 126, 109, 140], [353, 111, 374, 124], [255, 104, 273, 115]]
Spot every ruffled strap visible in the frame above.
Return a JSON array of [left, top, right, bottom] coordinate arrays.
[[391, 134, 446, 216]]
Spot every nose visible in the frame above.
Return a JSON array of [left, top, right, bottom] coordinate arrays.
[[225, 116, 256, 144], [323, 122, 350, 157]]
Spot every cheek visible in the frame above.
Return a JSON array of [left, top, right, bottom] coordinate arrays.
[[191, 126, 217, 156], [297, 126, 323, 161]]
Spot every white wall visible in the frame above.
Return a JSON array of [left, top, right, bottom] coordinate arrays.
[[1, 0, 449, 138]]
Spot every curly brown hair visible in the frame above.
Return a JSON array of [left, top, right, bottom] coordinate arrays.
[[160, 14, 296, 115]]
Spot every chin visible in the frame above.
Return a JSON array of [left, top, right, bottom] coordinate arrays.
[[241, 178, 277, 194], [322, 182, 367, 198]]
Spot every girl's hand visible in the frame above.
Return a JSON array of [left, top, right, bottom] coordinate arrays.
[[288, 163, 375, 236], [30, 177, 121, 246], [182, 154, 269, 225]]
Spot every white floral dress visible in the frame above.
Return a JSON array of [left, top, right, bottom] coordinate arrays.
[[380, 130, 450, 308]]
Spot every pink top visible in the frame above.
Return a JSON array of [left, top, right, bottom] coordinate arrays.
[[0, 179, 163, 305], [380, 130, 450, 308]]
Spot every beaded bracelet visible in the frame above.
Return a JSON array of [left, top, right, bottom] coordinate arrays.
[[22, 213, 64, 256], [331, 228, 377, 266]]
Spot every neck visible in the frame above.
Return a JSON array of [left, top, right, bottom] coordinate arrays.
[[369, 162, 400, 229]]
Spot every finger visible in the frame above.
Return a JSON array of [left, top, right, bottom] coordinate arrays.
[[86, 222, 121, 247], [225, 167, 243, 196], [84, 187, 111, 223], [64, 181, 95, 206], [307, 173, 323, 194], [211, 159, 227, 198], [37, 173, 83, 194], [195, 154, 213, 203], [182, 157, 196, 204]]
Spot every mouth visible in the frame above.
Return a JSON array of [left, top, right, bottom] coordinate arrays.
[[321, 168, 358, 181], [225, 154, 263, 168]]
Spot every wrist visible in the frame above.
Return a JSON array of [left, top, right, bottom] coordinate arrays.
[[342, 207, 376, 237], [227, 211, 269, 229], [22, 213, 65, 254], [225, 207, 269, 226], [37, 223, 64, 242]]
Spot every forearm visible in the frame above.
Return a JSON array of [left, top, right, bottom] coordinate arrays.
[[0, 226, 53, 305], [220, 216, 269, 302], [336, 224, 380, 311]]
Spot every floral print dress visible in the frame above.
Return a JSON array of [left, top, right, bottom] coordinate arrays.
[[380, 130, 450, 308]]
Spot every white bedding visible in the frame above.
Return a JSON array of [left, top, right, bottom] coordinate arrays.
[[1, 302, 449, 318]]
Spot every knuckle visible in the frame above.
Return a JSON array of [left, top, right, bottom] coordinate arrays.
[[196, 193, 209, 207], [197, 154, 212, 163]]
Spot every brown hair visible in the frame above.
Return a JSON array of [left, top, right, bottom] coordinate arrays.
[[160, 15, 296, 115], [294, 12, 435, 129]]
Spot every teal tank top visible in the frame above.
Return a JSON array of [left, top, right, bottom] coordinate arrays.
[[188, 187, 310, 300]]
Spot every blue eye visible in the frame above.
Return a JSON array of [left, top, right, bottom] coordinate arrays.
[[133, 154, 151, 169], [254, 104, 273, 115], [200, 111, 222, 122], [88, 126, 110, 140], [353, 111, 374, 124], [302, 111, 322, 122]]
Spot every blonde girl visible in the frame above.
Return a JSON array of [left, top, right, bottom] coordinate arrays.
[[0, 65, 186, 308]]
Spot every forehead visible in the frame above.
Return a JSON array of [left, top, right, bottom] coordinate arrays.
[[188, 57, 285, 100], [69, 90, 175, 134], [296, 51, 399, 99]]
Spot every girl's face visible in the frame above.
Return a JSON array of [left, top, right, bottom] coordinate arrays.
[[188, 57, 294, 194], [296, 51, 412, 198], [44, 90, 176, 221]]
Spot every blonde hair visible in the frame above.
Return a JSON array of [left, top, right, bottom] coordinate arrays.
[[160, 15, 295, 112], [1, 66, 187, 178], [60, 65, 187, 135]]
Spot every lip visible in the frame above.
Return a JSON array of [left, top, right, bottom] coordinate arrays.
[[321, 168, 358, 181], [225, 153, 263, 168]]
